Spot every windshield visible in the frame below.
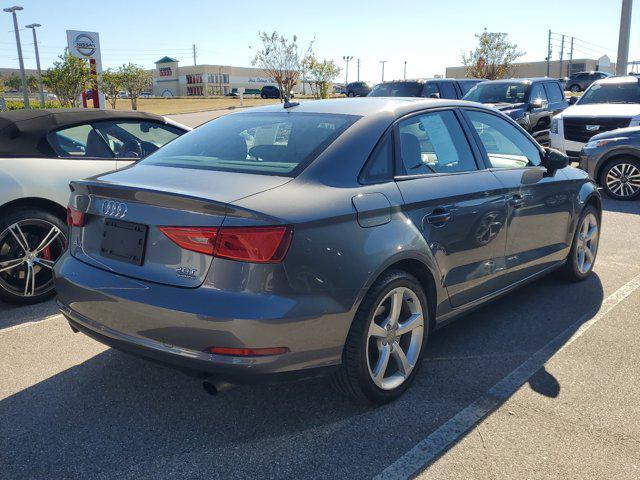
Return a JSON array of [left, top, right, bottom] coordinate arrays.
[[368, 82, 423, 97], [578, 81, 640, 105], [463, 82, 529, 104], [140, 112, 357, 176], [458, 80, 482, 95]]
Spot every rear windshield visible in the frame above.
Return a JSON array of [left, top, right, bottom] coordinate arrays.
[[578, 81, 640, 105], [141, 112, 358, 176], [463, 82, 529, 104], [368, 82, 423, 97]]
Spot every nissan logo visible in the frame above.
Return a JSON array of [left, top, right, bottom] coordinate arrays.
[[102, 200, 128, 218], [586, 125, 600, 132], [74, 34, 96, 57]]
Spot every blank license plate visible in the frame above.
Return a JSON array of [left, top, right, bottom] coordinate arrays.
[[100, 218, 148, 266]]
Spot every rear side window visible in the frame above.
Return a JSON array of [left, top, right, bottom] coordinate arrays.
[[438, 82, 458, 99], [360, 133, 393, 183], [545, 82, 565, 103], [466, 110, 541, 168], [49, 124, 113, 158], [369, 82, 423, 97], [141, 112, 358, 176], [92, 120, 182, 158], [397, 110, 477, 175]]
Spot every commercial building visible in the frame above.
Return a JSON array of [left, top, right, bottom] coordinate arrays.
[[152, 56, 305, 97], [445, 55, 616, 79]]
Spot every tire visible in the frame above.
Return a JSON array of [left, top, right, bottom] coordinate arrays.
[[348, 91, 355, 97], [330, 270, 429, 404], [260, 93, 266, 99], [0, 208, 67, 305], [599, 157, 640, 201], [569, 84, 581, 93], [562, 205, 600, 282]]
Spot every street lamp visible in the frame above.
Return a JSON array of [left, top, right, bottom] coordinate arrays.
[[404, 61, 407, 80], [379, 60, 388, 82], [25, 23, 44, 108], [342, 56, 353, 96], [3, 6, 29, 109]]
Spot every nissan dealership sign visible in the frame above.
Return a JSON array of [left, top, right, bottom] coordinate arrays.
[[66, 30, 105, 108]]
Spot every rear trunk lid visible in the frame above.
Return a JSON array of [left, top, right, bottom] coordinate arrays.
[[69, 165, 290, 287]]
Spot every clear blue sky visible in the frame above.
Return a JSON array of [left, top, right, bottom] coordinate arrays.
[[1, 0, 638, 82]]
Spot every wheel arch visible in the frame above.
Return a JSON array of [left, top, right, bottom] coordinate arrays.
[[594, 149, 640, 184], [0, 197, 67, 224]]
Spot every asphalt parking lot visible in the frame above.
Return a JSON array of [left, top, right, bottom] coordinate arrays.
[[2, 195, 639, 479]]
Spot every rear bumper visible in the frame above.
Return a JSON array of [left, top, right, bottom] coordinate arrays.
[[54, 253, 349, 382]]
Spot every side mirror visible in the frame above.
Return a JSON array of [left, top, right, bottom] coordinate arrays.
[[543, 147, 569, 174], [530, 98, 548, 110], [569, 96, 578, 105]]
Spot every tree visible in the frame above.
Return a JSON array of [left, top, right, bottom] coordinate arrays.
[[27, 74, 39, 93], [42, 53, 90, 107], [100, 68, 125, 109], [462, 29, 524, 80], [251, 32, 312, 101], [6, 73, 21, 91], [119, 63, 152, 110], [307, 57, 341, 99]]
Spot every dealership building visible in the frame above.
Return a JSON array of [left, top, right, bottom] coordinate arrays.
[[445, 55, 616, 79], [152, 56, 304, 97]]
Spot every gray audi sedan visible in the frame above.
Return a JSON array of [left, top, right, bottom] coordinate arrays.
[[55, 98, 602, 404]]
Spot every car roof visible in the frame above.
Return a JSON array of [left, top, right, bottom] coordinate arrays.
[[231, 97, 484, 118], [484, 77, 558, 84], [377, 78, 459, 84], [593, 75, 639, 85], [0, 108, 169, 157]]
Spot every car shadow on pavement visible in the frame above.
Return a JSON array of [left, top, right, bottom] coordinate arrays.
[[0, 272, 604, 479], [601, 197, 640, 215], [0, 298, 59, 330]]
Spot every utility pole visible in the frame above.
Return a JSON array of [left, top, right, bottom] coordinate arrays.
[[380, 60, 387, 82], [546, 29, 552, 77], [404, 61, 407, 80], [616, 0, 633, 75], [26, 23, 44, 108], [3, 6, 30, 109], [192, 44, 197, 66], [342, 56, 353, 94], [568, 37, 574, 77], [357, 58, 360, 81], [558, 34, 565, 78]]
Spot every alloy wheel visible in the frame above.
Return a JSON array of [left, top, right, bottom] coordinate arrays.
[[605, 162, 640, 198], [0, 219, 66, 298], [366, 287, 424, 390], [575, 213, 599, 275]]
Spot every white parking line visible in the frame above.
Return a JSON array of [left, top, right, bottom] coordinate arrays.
[[0, 313, 63, 334], [374, 272, 640, 480]]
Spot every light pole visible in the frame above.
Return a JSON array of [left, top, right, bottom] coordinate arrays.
[[403, 61, 407, 80], [342, 56, 353, 95], [25, 23, 44, 108], [616, 0, 634, 75], [379, 60, 388, 82], [3, 6, 29, 109]]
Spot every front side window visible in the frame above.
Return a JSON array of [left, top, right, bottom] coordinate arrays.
[[529, 84, 548, 103], [421, 83, 440, 98], [49, 124, 113, 158], [578, 81, 640, 105], [92, 120, 182, 158], [397, 110, 477, 175], [466, 110, 541, 169], [545, 82, 565, 103], [463, 82, 529, 104], [438, 82, 458, 99], [141, 112, 358, 176]]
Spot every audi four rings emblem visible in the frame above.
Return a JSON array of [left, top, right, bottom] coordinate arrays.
[[102, 200, 128, 218]]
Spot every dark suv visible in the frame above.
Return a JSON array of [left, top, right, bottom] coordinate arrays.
[[566, 71, 612, 93], [260, 85, 281, 99], [368, 78, 475, 100], [346, 81, 372, 97], [463, 78, 568, 145]]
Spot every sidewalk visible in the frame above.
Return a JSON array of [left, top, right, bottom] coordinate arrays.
[[419, 290, 640, 480]]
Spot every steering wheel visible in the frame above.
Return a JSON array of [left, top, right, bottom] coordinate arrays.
[[119, 139, 143, 158]]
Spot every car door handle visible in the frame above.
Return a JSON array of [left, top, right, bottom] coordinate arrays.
[[425, 209, 452, 226], [509, 195, 525, 208]]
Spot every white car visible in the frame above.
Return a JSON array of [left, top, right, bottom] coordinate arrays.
[[0, 108, 190, 304], [550, 76, 640, 158]]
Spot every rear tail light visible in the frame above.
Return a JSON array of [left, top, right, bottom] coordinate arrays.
[[158, 227, 219, 255], [160, 225, 293, 263], [66, 206, 85, 227], [205, 346, 289, 357]]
